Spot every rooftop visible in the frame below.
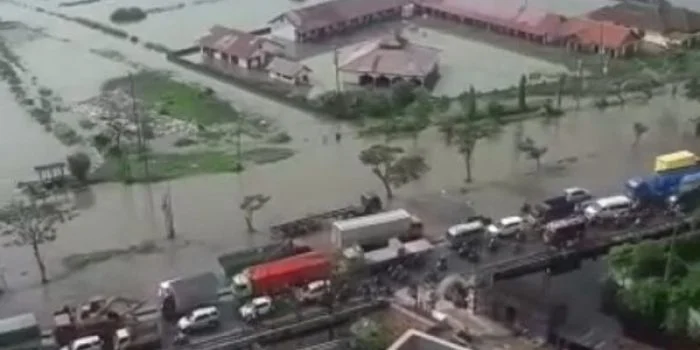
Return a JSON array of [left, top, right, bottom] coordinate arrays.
[[275, 0, 411, 32], [418, 0, 566, 37], [339, 34, 440, 77], [560, 17, 641, 48], [587, 0, 700, 34], [387, 329, 472, 350], [267, 56, 310, 77], [197, 25, 275, 59]]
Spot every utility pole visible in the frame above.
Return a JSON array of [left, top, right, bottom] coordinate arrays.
[[161, 185, 175, 240], [333, 46, 342, 140], [129, 73, 150, 179]]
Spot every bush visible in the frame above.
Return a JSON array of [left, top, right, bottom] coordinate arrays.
[[78, 118, 97, 130], [67, 152, 91, 183], [173, 137, 197, 147], [30, 108, 52, 125], [110, 7, 147, 24], [53, 122, 82, 146], [486, 100, 506, 117], [267, 131, 292, 144]]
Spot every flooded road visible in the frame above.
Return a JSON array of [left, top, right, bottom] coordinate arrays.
[[0, 0, 700, 326]]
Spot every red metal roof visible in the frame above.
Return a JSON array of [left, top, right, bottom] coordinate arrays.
[[561, 18, 640, 49], [418, 0, 562, 37], [249, 251, 328, 281]]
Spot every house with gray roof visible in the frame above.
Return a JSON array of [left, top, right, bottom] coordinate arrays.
[[338, 32, 440, 88], [266, 56, 311, 85], [587, 0, 700, 48], [197, 26, 282, 69], [268, 0, 412, 42]]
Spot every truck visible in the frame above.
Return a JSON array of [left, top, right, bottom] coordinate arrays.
[[232, 251, 331, 298], [330, 209, 422, 250], [668, 173, 700, 214], [0, 313, 42, 350], [158, 272, 219, 320], [527, 187, 592, 224], [654, 150, 699, 173], [342, 238, 434, 273], [217, 241, 311, 278], [626, 167, 700, 206]]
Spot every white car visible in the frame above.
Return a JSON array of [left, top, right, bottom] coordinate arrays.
[[298, 280, 331, 303], [177, 306, 220, 332], [239, 296, 273, 321], [487, 216, 524, 238], [563, 187, 592, 203], [61, 335, 103, 350]]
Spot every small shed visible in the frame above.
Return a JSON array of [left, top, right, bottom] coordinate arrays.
[[266, 56, 311, 85]]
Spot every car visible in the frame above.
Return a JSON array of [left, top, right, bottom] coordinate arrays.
[[487, 216, 524, 238], [563, 187, 592, 203], [584, 195, 633, 221], [239, 296, 273, 321], [297, 280, 331, 303], [177, 306, 220, 333], [62, 335, 103, 350]]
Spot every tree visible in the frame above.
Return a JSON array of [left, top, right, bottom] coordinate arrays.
[[66, 152, 91, 184], [487, 100, 505, 118], [517, 137, 547, 170], [633, 122, 649, 145], [358, 144, 429, 199], [350, 318, 391, 350], [464, 85, 477, 119], [0, 199, 76, 284], [439, 98, 501, 182], [239, 194, 271, 233], [518, 74, 528, 111], [390, 81, 417, 109], [452, 120, 500, 183]]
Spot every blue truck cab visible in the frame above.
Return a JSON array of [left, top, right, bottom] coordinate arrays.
[[626, 166, 700, 206]]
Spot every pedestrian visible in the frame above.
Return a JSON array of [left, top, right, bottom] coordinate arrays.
[[335, 131, 341, 143]]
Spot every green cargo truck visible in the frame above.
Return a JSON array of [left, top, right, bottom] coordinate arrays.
[[217, 241, 310, 278]]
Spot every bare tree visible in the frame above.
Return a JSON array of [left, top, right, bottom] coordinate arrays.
[[0, 199, 76, 284], [518, 137, 548, 171], [240, 194, 271, 233]]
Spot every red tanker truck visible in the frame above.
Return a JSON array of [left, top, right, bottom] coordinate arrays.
[[231, 251, 331, 298]]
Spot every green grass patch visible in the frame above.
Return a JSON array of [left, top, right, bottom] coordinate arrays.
[[242, 147, 295, 165], [102, 71, 240, 125], [92, 151, 243, 183]]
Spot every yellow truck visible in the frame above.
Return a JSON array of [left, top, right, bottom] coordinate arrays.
[[654, 150, 699, 172]]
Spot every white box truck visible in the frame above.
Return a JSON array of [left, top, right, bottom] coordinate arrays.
[[331, 209, 420, 249]]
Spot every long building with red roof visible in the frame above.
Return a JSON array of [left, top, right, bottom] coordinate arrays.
[[415, 0, 640, 58]]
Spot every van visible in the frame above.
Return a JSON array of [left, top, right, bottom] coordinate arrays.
[[584, 195, 632, 220], [446, 221, 485, 248]]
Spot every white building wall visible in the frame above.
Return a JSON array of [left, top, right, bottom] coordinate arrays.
[[643, 31, 671, 47]]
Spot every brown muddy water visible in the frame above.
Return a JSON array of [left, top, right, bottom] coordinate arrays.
[[0, 0, 700, 325]]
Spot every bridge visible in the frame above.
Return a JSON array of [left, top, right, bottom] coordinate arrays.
[[463, 216, 692, 286]]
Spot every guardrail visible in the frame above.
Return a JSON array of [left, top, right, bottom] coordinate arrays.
[[188, 299, 387, 350], [476, 218, 692, 282]]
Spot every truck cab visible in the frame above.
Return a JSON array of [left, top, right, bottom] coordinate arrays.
[[232, 272, 253, 298]]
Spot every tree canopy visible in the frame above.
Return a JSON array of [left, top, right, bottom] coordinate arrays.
[[358, 144, 429, 199]]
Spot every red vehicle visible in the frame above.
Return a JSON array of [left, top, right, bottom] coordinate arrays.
[[232, 251, 331, 297]]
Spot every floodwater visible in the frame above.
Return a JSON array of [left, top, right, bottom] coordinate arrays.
[[0, 0, 699, 326]]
